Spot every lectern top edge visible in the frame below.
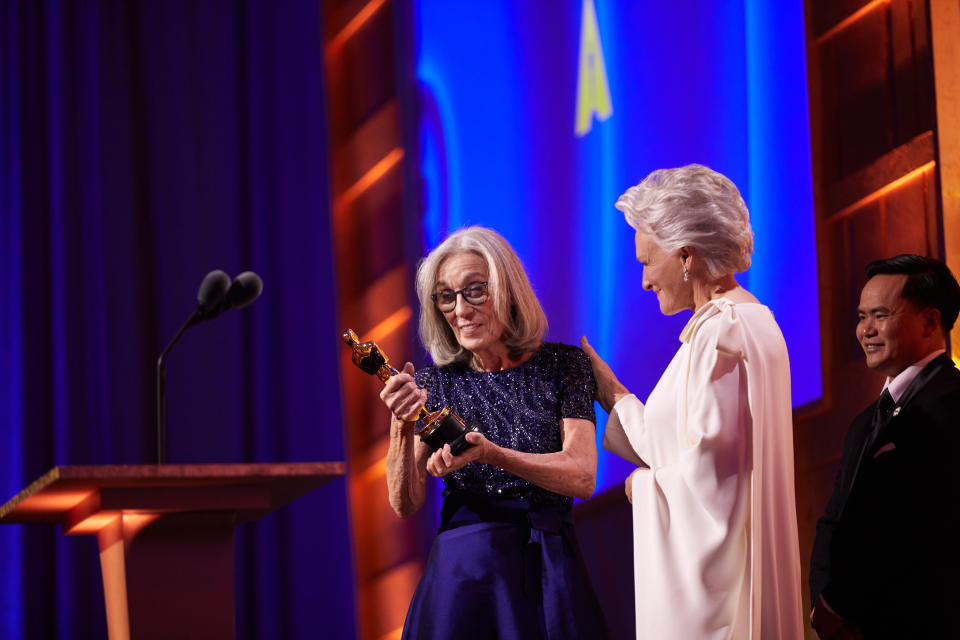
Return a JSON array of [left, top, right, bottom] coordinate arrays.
[[48, 461, 346, 481], [0, 462, 346, 524]]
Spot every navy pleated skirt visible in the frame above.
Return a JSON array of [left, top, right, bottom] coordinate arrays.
[[401, 495, 609, 640]]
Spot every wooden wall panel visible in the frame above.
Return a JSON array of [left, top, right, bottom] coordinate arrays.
[[931, 0, 960, 359], [325, 3, 398, 149], [820, 8, 893, 181], [817, 1, 934, 184], [799, 1, 947, 637], [322, 1, 426, 639], [810, 0, 874, 37]]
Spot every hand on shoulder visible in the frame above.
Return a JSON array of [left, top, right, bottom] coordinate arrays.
[[580, 336, 629, 413]]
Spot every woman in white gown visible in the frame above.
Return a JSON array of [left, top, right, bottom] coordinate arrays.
[[581, 164, 804, 640]]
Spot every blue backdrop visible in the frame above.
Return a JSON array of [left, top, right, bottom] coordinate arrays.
[[411, 0, 819, 491], [0, 1, 354, 637]]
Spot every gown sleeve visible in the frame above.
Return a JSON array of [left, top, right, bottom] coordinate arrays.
[[609, 309, 750, 497], [558, 346, 598, 423], [663, 310, 750, 524], [604, 396, 648, 467]]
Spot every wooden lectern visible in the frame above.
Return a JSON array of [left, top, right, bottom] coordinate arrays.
[[0, 463, 345, 640]]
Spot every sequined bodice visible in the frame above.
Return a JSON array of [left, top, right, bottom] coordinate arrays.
[[414, 342, 596, 509]]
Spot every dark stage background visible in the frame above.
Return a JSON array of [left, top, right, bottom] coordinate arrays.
[[1, 1, 355, 637]]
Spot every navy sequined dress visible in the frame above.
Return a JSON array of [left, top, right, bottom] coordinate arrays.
[[402, 342, 609, 640]]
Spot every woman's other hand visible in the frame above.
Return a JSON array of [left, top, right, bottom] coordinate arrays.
[[426, 431, 496, 477], [380, 362, 428, 423], [580, 336, 629, 413]]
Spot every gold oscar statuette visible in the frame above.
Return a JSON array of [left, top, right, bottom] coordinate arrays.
[[341, 329, 477, 454]]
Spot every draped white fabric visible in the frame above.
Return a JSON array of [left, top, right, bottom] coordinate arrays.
[[605, 299, 803, 639]]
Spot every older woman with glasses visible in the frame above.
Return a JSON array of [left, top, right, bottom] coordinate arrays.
[[582, 164, 804, 639], [380, 226, 608, 640]]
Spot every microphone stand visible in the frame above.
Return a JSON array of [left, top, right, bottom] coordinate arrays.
[[153, 269, 259, 465], [156, 311, 201, 464]]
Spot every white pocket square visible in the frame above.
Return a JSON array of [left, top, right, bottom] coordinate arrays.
[[873, 442, 896, 458]]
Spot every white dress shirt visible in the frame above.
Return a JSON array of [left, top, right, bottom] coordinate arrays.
[[883, 349, 946, 403]]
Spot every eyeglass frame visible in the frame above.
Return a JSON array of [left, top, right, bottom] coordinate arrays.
[[431, 281, 489, 312]]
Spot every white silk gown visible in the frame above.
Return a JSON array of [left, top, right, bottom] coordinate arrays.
[[604, 298, 803, 639]]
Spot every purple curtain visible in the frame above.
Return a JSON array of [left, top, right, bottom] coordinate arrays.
[[0, 0, 355, 637]]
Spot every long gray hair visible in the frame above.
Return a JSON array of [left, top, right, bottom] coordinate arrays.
[[416, 226, 547, 365]]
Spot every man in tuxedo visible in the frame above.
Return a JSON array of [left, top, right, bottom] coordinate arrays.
[[810, 254, 960, 639]]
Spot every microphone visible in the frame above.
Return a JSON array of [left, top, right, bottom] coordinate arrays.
[[197, 269, 231, 310], [225, 271, 263, 309], [188, 271, 263, 326], [156, 269, 263, 464]]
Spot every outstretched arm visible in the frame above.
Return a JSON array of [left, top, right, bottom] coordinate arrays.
[[580, 336, 629, 413], [581, 336, 647, 466]]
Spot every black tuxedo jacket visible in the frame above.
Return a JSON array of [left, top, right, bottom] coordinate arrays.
[[809, 354, 960, 638]]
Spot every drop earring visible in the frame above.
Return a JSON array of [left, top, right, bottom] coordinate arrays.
[[682, 262, 689, 282]]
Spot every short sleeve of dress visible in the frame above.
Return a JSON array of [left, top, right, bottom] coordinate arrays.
[[558, 346, 597, 424]]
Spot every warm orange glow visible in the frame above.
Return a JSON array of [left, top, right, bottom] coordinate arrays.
[[353, 456, 387, 491], [334, 147, 404, 218], [363, 306, 413, 344], [816, 0, 889, 44], [15, 489, 95, 517], [65, 511, 122, 535], [122, 513, 160, 542], [930, 0, 960, 363], [369, 560, 423, 638], [326, 0, 391, 60], [375, 628, 403, 640], [829, 161, 936, 221]]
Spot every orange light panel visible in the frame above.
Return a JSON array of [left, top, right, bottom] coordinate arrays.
[[817, 0, 889, 44], [375, 627, 403, 640], [352, 457, 387, 492], [363, 306, 412, 344], [326, 0, 391, 59], [831, 161, 936, 221], [335, 148, 404, 218]]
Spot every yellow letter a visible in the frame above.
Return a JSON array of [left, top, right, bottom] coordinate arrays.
[[575, 0, 613, 137]]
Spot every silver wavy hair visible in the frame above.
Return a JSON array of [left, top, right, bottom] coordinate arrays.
[[416, 226, 547, 366], [615, 164, 754, 278]]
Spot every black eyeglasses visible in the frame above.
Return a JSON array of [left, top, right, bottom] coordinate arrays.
[[431, 281, 489, 312]]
